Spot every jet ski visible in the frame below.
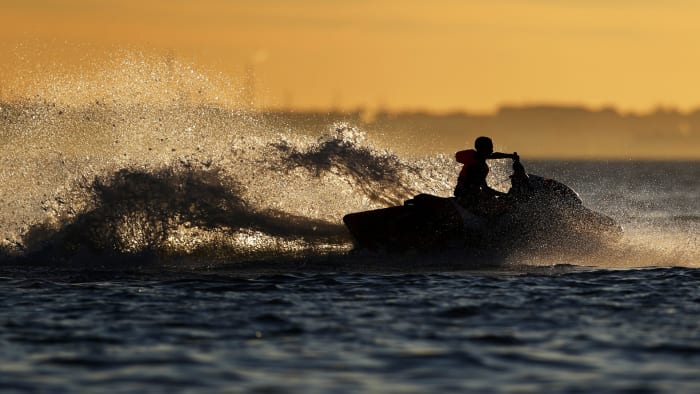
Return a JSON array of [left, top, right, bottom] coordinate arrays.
[[343, 158, 622, 253]]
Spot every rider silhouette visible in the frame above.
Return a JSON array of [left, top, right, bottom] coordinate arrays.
[[454, 136, 518, 216]]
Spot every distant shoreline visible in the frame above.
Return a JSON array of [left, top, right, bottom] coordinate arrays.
[[2, 100, 698, 160]]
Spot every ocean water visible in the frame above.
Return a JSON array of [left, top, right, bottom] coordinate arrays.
[[1, 56, 699, 393], [2, 268, 700, 393]]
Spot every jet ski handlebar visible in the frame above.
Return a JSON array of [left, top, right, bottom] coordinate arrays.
[[508, 152, 530, 197]]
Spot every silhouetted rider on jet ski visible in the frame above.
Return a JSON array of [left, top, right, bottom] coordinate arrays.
[[454, 136, 519, 217]]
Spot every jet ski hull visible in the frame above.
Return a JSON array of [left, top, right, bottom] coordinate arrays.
[[343, 194, 467, 252], [343, 170, 623, 253]]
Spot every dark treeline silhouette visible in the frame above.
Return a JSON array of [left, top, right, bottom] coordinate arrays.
[[2, 100, 697, 158], [265, 105, 700, 159]]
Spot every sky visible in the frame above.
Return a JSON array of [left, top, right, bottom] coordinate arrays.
[[2, 0, 700, 112]]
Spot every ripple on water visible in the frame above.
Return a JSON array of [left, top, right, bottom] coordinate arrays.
[[1, 267, 699, 393]]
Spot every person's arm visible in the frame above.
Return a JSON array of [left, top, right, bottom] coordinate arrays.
[[488, 152, 518, 160]]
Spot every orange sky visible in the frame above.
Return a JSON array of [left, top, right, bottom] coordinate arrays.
[[2, 0, 700, 112]]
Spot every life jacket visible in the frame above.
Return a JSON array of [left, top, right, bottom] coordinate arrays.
[[455, 149, 489, 189]]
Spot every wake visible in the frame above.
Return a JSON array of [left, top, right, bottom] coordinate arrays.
[[0, 53, 697, 271]]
